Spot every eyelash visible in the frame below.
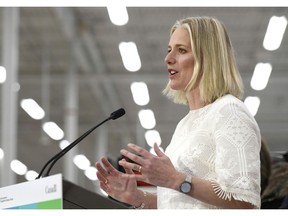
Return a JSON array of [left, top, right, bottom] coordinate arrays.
[[179, 48, 186, 53], [167, 48, 186, 54]]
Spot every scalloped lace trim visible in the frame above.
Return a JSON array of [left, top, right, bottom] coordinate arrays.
[[211, 181, 260, 208]]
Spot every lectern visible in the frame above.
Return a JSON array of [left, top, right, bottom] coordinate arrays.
[[0, 174, 131, 209], [63, 179, 131, 209]]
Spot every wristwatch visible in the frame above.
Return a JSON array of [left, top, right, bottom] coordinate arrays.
[[179, 174, 192, 194]]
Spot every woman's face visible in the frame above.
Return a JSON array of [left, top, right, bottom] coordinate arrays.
[[165, 27, 195, 91]]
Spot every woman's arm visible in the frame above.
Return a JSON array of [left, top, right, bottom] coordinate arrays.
[[119, 143, 256, 209], [170, 172, 254, 209]]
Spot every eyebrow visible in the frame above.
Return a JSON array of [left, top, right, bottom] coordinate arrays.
[[167, 43, 190, 49], [168, 44, 189, 47]]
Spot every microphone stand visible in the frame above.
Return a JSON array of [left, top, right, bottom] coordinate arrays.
[[36, 108, 125, 179]]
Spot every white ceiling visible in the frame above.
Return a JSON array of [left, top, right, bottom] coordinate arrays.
[[0, 7, 288, 192]]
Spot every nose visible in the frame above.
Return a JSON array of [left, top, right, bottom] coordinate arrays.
[[165, 52, 176, 65]]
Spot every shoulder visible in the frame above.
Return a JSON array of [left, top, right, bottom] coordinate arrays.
[[212, 94, 260, 130], [214, 94, 244, 107], [215, 94, 260, 133], [212, 94, 251, 116]]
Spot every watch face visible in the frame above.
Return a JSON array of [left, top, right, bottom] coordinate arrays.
[[180, 182, 191, 193]]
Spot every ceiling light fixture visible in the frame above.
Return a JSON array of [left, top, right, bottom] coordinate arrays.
[[85, 166, 98, 181], [0, 66, 7, 83], [145, 130, 162, 147], [0, 148, 4, 160], [10, 160, 27, 176], [73, 154, 91, 170], [106, 0, 129, 26], [244, 96, 260, 117], [20, 98, 45, 120], [138, 109, 156, 129], [119, 41, 141, 72], [263, 16, 287, 51], [130, 82, 150, 106], [250, 63, 272, 91], [42, 121, 64, 140]]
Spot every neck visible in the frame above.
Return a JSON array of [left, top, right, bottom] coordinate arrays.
[[186, 89, 206, 110]]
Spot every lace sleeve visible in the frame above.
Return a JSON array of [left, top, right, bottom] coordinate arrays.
[[212, 100, 261, 208]]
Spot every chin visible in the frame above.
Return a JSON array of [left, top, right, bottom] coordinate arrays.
[[169, 84, 182, 91]]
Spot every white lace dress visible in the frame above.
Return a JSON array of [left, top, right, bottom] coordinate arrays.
[[157, 95, 261, 209]]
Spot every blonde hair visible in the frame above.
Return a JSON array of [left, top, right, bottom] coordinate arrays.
[[163, 16, 244, 105]]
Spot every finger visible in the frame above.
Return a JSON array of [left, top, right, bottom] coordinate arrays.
[[119, 159, 134, 174], [95, 161, 105, 172], [125, 170, 146, 182], [119, 159, 142, 172], [119, 160, 148, 182], [96, 170, 107, 182], [101, 157, 119, 174], [134, 173, 147, 182], [120, 143, 150, 166], [120, 149, 145, 165], [95, 161, 110, 177], [123, 167, 134, 174], [153, 143, 165, 157], [95, 159, 110, 177], [124, 168, 134, 175], [99, 181, 109, 192], [96, 171, 110, 192], [127, 143, 152, 158]]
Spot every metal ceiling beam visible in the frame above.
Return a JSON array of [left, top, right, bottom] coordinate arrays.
[[52, 8, 134, 167], [53, 8, 135, 144], [53, 7, 111, 114], [80, 30, 121, 110]]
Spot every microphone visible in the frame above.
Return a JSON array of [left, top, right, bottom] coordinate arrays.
[[110, 108, 125, 120], [36, 108, 126, 179]]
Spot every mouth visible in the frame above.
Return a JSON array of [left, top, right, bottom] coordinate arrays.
[[168, 69, 178, 75]]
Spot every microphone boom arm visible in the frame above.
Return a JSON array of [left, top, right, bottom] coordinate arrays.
[[36, 108, 125, 179]]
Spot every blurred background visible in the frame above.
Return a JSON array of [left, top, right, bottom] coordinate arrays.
[[0, 6, 287, 196]]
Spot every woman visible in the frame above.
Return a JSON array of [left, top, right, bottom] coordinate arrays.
[[95, 16, 261, 209]]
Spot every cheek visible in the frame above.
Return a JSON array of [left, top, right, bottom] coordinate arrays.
[[181, 58, 194, 79]]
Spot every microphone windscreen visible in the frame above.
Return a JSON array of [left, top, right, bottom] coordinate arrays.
[[110, 108, 126, 120]]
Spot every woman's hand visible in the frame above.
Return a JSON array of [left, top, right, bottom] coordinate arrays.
[[118, 143, 184, 190], [95, 157, 142, 206]]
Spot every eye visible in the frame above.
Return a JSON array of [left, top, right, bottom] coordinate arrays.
[[167, 48, 171, 53], [179, 48, 187, 54]]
